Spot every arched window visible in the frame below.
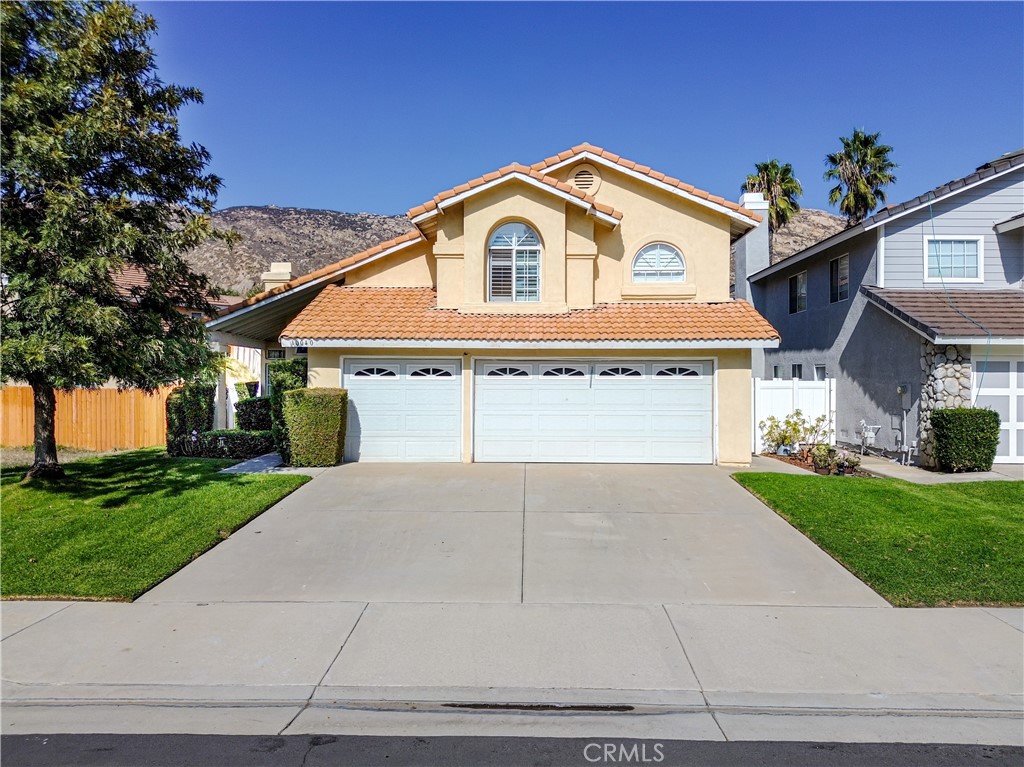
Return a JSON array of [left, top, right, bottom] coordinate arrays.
[[489, 222, 541, 302], [632, 243, 685, 283]]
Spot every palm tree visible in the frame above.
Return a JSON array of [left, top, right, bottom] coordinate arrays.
[[741, 159, 804, 233], [824, 129, 898, 226]]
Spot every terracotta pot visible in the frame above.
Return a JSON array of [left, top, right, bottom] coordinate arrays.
[[814, 467, 831, 475]]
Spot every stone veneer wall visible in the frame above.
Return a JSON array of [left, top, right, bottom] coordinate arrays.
[[919, 340, 972, 467]]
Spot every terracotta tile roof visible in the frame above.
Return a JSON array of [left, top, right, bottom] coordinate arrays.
[[531, 143, 763, 223], [407, 163, 623, 221], [113, 266, 232, 308], [861, 287, 1024, 340], [224, 230, 425, 313], [281, 286, 779, 344]]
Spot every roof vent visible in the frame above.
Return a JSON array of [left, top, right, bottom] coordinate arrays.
[[569, 163, 601, 194]]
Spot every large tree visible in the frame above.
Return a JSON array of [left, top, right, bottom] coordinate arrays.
[[1, 1, 228, 478], [824, 129, 898, 226], [741, 159, 803, 235]]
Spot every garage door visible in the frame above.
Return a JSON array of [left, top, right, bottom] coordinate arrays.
[[974, 355, 1024, 464], [474, 360, 714, 463], [343, 358, 462, 462]]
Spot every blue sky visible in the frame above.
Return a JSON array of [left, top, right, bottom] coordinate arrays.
[[141, 2, 1023, 216]]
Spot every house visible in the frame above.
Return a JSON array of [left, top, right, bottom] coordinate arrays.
[[737, 149, 1024, 465], [207, 143, 780, 465]]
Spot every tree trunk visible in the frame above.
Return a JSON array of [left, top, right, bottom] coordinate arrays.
[[27, 380, 64, 479]]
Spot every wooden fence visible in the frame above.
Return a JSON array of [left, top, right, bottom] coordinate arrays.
[[1, 386, 174, 451]]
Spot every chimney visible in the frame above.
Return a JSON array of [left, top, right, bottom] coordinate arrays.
[[261, 261, 293, 292], [733, 192, 770, 302]]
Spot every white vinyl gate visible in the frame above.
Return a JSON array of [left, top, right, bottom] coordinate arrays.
[[752, 378, 837, 453], [474, 360, 714, 463]]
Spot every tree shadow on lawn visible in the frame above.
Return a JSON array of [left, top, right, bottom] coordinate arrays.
[[1, 449, 253, 510]]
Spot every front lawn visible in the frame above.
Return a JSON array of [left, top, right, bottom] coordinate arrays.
[[1, 449, 309, 600], [733, 473, 1024, 606]]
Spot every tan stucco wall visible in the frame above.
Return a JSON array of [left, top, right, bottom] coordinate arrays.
[[312, 346, 753, 465], [460, 181, 569, 312], [349, 166, 733, 307], [549, 162, 735, 303], [344, 243, 434, 287]]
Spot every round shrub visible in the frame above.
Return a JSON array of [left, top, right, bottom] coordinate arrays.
[[931, 407, 1001, 472], [235, 396, 272, 431], [283, 388, 347, 467]]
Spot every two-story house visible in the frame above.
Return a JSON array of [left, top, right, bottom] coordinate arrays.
[[738, 149, 1024, 465], [208, 143, 780, 465]]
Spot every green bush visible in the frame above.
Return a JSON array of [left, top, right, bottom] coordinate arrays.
[[283, 388, 347, 467], [235, 396, 272, 431], [931, 408, 1001, 472], [268, 358, 307, 463], [197, 429, 275, 459], [165, 383, 215, 457]]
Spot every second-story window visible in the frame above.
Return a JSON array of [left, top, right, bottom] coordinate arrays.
[[632, 243, 685, 282], [489, 222, 541, 302], [925, 237, 983, 282], [789, 271, 807, 314], [830, 254, 849, 303]]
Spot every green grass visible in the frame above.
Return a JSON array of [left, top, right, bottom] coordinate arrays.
[[733, 473, 1024, 606], [1, 449, 309, 600]]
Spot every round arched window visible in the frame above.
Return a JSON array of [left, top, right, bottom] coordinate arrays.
[[632, 243, 685, 283], [488, 222, 541, 302]]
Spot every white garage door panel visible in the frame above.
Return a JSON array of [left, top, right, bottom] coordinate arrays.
[[974, 355, 1024, 464], [344, 359, 462, 462], [474, 360, 714, 464]]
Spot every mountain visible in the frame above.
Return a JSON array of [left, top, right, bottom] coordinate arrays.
[[187, 206, 415, 294], [770, 208, 847, 263]]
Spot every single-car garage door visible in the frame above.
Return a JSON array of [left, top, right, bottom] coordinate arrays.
[[474, 360, 714, 463], [343, 358, 462, 462]]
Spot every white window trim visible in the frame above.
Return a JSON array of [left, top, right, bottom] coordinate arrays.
[[922, 234, 985, 284], [631, 242, 686, 284], [488, 223, 542, 303]]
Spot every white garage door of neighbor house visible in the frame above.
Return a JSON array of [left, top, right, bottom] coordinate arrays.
[[974, 354, 1024, 464], [474, 360, 714, 464], [343, 358, 462, 462]]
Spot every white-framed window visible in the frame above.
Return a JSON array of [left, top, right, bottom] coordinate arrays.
[[190, 311, 203, 320], [789, 271, 807, 314], [772, 365, 781, 380], [489, 222, 541, 302], [923, 236, 984, 283], [792, 364, 803, 380], [486, 366, 530, 377], [829, 254, 849, 303], [632, 243, 685, 282], [814, 365, 827, 381]]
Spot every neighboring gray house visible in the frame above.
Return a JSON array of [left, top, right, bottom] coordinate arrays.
[[735, 149, 1024, 465]]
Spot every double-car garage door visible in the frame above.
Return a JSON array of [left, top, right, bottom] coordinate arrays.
[[343, 358, 714, 464]]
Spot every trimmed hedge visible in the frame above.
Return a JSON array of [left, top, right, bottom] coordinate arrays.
[[166, 383, 216, 457], [268, 359, 307, 464], [235, 396, 272, 431], [198, 429, 275, 459], [931, 407, 1001, 472], [283, 388, 347, 467]]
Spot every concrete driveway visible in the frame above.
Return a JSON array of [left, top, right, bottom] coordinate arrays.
[[140, 463, 885, 607]]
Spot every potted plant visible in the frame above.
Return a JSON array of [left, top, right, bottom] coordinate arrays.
[[810, 443, 833, 475], [835, 450, 860, 476]]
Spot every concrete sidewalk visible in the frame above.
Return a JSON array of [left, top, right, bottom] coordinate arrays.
[[2, 599, 1021, 744], [858, 454, 1024, 483]]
